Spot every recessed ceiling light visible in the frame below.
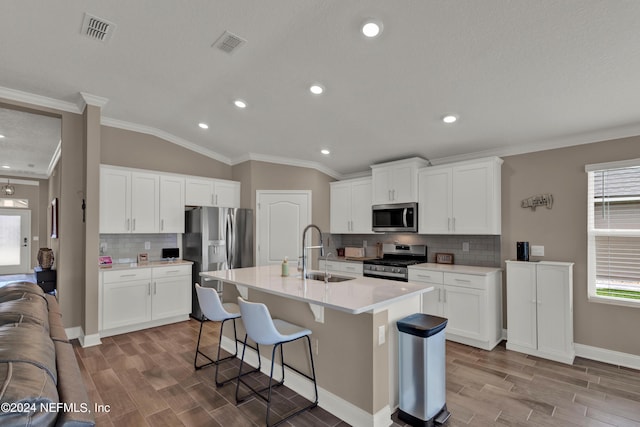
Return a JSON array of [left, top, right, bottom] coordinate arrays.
[[1, 165, 10, 169], [362, 20, 383, 38], [0, 134, 5, 138], [321, 149, 330, 155], [310, 84, 324, 95], [442, 114, 458, 124], [234, 99, 247, 109], [198, 123, 209, 129]]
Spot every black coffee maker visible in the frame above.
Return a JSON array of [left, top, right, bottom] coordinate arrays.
[[517, 242, 530, 261]]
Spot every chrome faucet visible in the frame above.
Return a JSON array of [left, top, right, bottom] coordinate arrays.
[[324, 252, 335, 284], [301, 224, 324, 279]]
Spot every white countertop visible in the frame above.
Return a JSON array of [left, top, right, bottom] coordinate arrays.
[[99, 260, 193, 271], [409, 262, 502, 276], [200, 264, 433, 314]]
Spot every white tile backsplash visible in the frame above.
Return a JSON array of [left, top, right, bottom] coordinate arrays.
[[99, 234, 180, 262]]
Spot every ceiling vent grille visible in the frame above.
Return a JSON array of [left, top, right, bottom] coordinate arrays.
[[213, 31, 246, 54], [81, 13, 116, 42]]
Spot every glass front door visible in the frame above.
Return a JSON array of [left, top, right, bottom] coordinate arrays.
[[0, 209, 31, 274]]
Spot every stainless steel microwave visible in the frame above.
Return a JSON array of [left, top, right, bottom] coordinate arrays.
[[372, 202, 418, 233]]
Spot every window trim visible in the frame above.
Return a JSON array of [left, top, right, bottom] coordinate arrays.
[[586, 158, 640, 308]]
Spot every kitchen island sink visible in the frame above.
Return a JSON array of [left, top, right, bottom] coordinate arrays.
[[300, 272, 355, 282]]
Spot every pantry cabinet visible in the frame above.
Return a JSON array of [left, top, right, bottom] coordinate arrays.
[[330, 178, 373, 234], [185, 177, 240, 208], [100, 264, 192, 335], [418, 157, 502, 235], [506, 261, 575, 364], [409, 265, 502, 350], [371, 157, 428, 204]]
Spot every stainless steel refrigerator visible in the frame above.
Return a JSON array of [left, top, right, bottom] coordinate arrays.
[[183, 206, 253, 319]]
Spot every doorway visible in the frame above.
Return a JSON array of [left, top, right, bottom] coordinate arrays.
[[0, 208, 32, 274], [256, 191, 311, 266]]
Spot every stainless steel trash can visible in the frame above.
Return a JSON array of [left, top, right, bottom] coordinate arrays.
[[397, 313, 451, 426]]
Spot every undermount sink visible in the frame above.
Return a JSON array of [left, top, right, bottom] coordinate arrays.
[[301, 272, 355, 282]]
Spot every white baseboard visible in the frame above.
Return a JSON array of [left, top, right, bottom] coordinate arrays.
[[221, 336, 390, 427], [99, 315, 189, 338], [80, 333, 102, 348], [64, 326, 83, 340], [575, 343, 640, 371]]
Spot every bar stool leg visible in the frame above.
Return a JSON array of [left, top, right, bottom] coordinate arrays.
[[214, 318, 239, 386], [235, 334, 263, 403]]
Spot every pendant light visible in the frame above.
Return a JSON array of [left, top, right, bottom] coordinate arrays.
[[2, 179, 15, 196]]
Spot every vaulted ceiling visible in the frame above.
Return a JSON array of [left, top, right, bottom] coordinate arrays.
[[2, 1, 640, 179]]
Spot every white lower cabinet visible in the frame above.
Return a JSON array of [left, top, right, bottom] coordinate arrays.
[[409, 266, 502, 350], [100, 264, 191, 335], [506, 260, 574, 364], [318, 260, 363, 276]]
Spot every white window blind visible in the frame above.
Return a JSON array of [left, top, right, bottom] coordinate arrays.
[[587, 160, 640, 304]]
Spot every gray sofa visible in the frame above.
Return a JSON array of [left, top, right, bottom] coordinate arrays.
[[0, 281, 95, 426]]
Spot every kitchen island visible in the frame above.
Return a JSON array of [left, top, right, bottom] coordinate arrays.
[[200, 264, 434, 427]]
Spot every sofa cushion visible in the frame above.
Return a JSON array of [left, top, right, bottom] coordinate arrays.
[[0, 281, 45, 297], [0, 297, 50, 331]]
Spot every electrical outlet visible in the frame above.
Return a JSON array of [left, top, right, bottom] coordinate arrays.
[[363, 240, 367, 247], [531, 245, 545, 256], [378, 325, 385, 345], [144, 241, 151, 250], [462, 242, 470, 252]]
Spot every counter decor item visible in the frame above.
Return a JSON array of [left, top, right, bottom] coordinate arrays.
[[435, 253, 454, 264], [517, 242, 530, 261], [37, 248, 54, 270], [281, 256, 289, 277], [336, 248, 345, 257], [98, 256, 113, 266], [137, 253, 149, 264]]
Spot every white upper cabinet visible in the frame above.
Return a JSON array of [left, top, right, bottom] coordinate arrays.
[[418, 157, 502, 235], [159, 174, 185, 233], [101, 167, 161, 233], [100, 167, 131, 233], [330, 177, 373, 234], [371, 157, 428, 204], [185, 177, 240, 208]]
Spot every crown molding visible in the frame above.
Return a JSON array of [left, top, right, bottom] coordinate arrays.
[[0, 85, 81, 113], [0, 172, 47, 181], [101, 117, 232, 165], [47, 139, 62, 177], [79, 92, 109, 110], [232, 153, 342, 180]]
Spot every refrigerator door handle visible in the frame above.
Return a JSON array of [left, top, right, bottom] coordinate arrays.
[[226, 210, 234, 268]]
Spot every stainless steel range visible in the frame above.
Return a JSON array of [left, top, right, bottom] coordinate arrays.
[[363, 244, 427, 282]]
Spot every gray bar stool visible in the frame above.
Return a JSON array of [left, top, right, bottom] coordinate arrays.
[[235, 297, 318, 427], [194, 283, 258, 386]]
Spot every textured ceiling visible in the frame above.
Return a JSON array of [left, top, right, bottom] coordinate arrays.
[[2, 1, 640, 178]]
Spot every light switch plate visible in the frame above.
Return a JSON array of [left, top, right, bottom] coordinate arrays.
[[462, 242, 470, 252], [531, 245, 544, 256], [378, 325, 385, 346]]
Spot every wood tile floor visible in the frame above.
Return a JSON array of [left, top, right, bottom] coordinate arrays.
[[73, 318, 640, 426]]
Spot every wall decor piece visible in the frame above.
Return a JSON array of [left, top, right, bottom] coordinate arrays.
[[51, 198, 58, 238], [521, 194, 553, 211]]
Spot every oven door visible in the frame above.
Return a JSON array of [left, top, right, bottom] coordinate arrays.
[[372, 203, 418, 232]]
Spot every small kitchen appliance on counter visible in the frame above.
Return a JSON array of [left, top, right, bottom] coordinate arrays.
[[363, 244, 427, 281], [517, 242, 530, 261]]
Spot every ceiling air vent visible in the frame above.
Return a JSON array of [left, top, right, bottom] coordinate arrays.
[[81, 13, 116, 42], [212, 30, 246, 54]]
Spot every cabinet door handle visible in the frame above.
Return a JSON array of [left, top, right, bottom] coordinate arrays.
[[148, 283, 151, 295], [443, 289, 447, 303], [132, 218, 136, 231], [127, 219, 130, 231], [160, 219, 164, 231], [447, 218, 451, 231], [154, 281, 157, 295], [388, 190, 392, 201], [215, 194, 218, 205], [452, 217, 455, 231], [211, 194, 215, 205], [392, 189, 396, 201], [438, 288, 441, 302]]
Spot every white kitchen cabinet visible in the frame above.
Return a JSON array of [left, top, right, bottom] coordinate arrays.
[[100, 264, 192, 336], [418, 157, 502, 235], [99, 166, 159, 233], [185, 177, 240, 208], [102, 268, 153, 330], [159, 174, 185, 233], [318, 260, 363, 276], [409, 265, 502, 350], [506, 261, 575, 364], [330, 178, 372, 234], [151, 265, 192, 319], [371, 157, 428, 204]]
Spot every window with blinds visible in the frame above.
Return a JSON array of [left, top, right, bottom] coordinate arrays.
[[587, 159, 640, 305]]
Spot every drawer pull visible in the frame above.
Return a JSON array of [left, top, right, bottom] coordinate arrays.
[[165, 270, 180, 274], [120, 274, 136, 278], [455, 278, 471, 283], [417, 274, 432, 279]]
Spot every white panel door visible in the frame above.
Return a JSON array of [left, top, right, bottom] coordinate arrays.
[[390, 164, 414, 203], [506, 262, 538, 351], [444, 285, 484, 340], [185, 178, 214, 206], [536, 264, 572, 357], [102, 280, 152, 329], [452, 162, 492, 234], [131, 172, 159, 233], [256, 191, 311, 266], [330, 182, 351, 233], [159, 175, 185, 233], [213, 181, 240, 208], [0, 209, 31, 274], [152, 275, 191, 319], [372, 167, 393, 204]]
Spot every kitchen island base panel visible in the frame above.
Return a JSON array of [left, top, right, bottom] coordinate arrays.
[[219, 285, 412, 427]]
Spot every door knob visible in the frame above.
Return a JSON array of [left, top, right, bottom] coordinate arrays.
[[22, 237, 28, 247]]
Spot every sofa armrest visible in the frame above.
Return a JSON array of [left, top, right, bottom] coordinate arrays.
[[54, 341, 95, 427]]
